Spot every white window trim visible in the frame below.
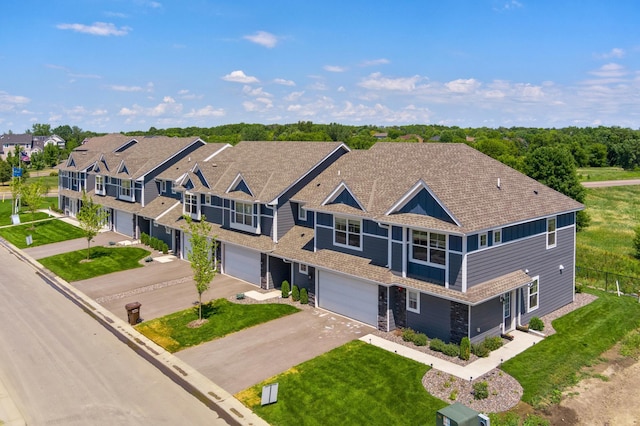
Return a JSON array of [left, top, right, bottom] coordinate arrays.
[[119, 179, 135, 202], [547, 218, 557, 249], [183, 192, 201, 220], [153, 220, 158, 227], [493, 229, 502, 245], [410, 229, 447, 269], [479, 232, 488, 249], [299, 263, 308, 274], [298, 205, 307, 221], [231, 201, 257, 233], [407, 289, 420, 313], [333, 216, 362, 250], [95, 175, 105, 196], [527, 276, 540, 312], [204, 194, 212, 206], [165, 226, 171, 235], [503, 292, 511, 319], [161, 180, 167, 193]]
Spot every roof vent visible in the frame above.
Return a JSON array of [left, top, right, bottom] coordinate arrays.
[[534, 190, 538, 195], [211, 163, 217, 167], [497, 178, 501, 189]]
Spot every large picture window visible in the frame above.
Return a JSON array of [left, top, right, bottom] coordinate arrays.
[[411, 230, 446, 266], [334, 217, 361, 249], [119, 179, 134, 201], [234, 202, 253, 227], [184, 192, 199, 218], [528, 277, 539, 312]]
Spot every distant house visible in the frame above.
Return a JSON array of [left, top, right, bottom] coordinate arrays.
[[373, 132, 388, 139], [0, 133, 66, 161], [59, 139, 583, 344]]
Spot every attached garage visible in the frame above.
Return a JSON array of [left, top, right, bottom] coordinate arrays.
[[114, 210, 135, 237], [224, 244, 261, 286], [318, 270, 378, 326]]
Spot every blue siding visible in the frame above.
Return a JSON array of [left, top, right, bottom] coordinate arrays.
[[330, 189, 361, 209], [468, 234, 478, 252], [223, 199, 230, 208], [292, 202, 313, 227], [407, 293, 451, 342], [194, 169, 208, 188], [449, 235, 462, 252], [449, 253, 463, 288], [232, 179, 252, 195], [391, 242, 403, 273], [392, 226, 403, 241], [407, 262, 445, 285], [201, 205, 223, 225], [261, 215, 273, 237], [558, 212, 575, 228], [292, 263, 315, 293], [317, 212, 332, 227], [398, 188, 455, 224], [260, 205, 273, 217], [316, 226, 387, 266], [470, 299, 502, 343], [502, 218, 546, 243], [363, 220, 387, 237]]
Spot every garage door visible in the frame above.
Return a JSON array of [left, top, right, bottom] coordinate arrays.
[[115, 210, 134, 237], [224, 244, 261, 285], [318, 270, 378, 326]]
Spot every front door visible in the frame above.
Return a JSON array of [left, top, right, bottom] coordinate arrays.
[[174, 231, 181, 258], [503, 291, 513, 333]]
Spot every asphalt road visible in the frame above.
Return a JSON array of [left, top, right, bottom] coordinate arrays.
[[0, 246, 229, 425]]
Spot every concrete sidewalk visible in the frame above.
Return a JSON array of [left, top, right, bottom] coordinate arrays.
[[0, 376, 25, 426], [361, 330, 543, 380]]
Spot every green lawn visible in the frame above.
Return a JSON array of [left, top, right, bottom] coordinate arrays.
[[0, 219, 85, 248], [577, 167, 640, 182], [576, 186, 640, 287], [237, 340, 447, 426], [501, 290, 640, 408], [0, 196, 59, 226], [39, 246, 150, 281], [136, 299, 300, 352]]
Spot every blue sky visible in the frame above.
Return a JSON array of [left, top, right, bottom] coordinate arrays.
[[1, 0, 639, 133]]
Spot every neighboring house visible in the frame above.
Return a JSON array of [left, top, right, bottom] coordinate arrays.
[[58, 134, 206, 237], [59, 139, 583, 344], [0, 133, 66, 161]]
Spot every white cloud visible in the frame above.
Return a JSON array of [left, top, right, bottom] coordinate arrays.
[[117, 97, 182, 118], [184, 106, 225, 118], [243, 31, 278, 48], [360, 58, 390, 67], [284, 91, 305, 101], [324, 65, 347, 73], [242, 85, 273, 97], [445, 78, 480, 93], [358, 72, 423, 91], [178, 89, 203, 100], [56, 22, 131, 36], [494, 1, 523, 12], [222, 70, 260, 84], [0, 91, 30, 112], [337, 86, 346, 92], [595, 48, 625, 59], [589, 63, 627, 78], [110, 85, 145, 92], [274, 78, 295, 86]]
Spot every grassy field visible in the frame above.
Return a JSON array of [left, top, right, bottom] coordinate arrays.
[[0, 219, 85, 248], [0, 196, 59, 226], [577, 167, 640, 182], [237, 340, 446, 426], [502, 289, 640, 408], [136, 299, 299, 352], [38, 246, 150, 281], [576, 186, 640, 288]]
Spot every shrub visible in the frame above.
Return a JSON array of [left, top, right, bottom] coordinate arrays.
[[49, 171, 59, 177], [430, 338, 445, 352], [402, 328, 416, 342], [529, 316, 544, 331], [442, 343, 460, 357], [412, 333, 427, 346], [162, 242, 169, 254], [281, 280, 290, 298], [300, 288, 308, 304], [291, 285, 300, 301], [473, 381, 489, 400], [484, 336, 504, 351], [459, 337, 471, 360], [141, 233, 149, 245], [448, 389, 458, 401], [471, 342, 490, 358], [575, 283, 584, 293]]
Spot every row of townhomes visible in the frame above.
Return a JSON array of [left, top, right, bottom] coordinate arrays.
[[58, 135, 583, 343], [1, 133, 66, 161]]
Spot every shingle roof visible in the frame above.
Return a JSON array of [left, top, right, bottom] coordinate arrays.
[[155, 143, 230, 181], [294, 142, 583, 233], [181, 141, 347, 203], [137, 196, 181, 219]]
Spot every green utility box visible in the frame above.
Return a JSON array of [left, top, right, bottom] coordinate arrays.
[[436, 402, 486, 426]]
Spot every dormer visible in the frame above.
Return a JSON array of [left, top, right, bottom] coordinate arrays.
[[190, 163, 210, 189], [322, 182, 365, 211], [226, 173, 254, 197], [386, 180, 458, 226], [117, 160, 130, 176]]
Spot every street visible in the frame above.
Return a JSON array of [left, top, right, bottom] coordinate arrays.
[[0, 246, 229, 425]]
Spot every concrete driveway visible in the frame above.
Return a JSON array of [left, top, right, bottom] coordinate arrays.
[[176, 308, 370, 394]]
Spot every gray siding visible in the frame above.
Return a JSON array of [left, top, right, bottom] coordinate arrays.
[[150, 224, 172, 246], [292, 263, 314, 293], [469, 298, 502, 343], [261, 214, 273, 237], [268, 256, 291, 289], [277, 200, 295, 240], [201, 205, 223, 225], [407, 293, 451, 342], [449, 253, 463, 289], [143, 177, 159, 206]]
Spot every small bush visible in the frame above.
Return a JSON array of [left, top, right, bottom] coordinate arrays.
[[281, 280, 290, 298], [402, 328, 416, 342], [484, 336, 504, 350], [442, 343, 460, 357], [459, 337, 471, 360], [575, 283, 584, 293], [141, 233, 149, 245], [162, 242, 169, 254], [430, 338, 445, 352], [471, 342, 490, 358], [300, 288, 308, 304], [448, 389, 458, 401], [49, 171, 59, 177], [412, 333, 427, 346], [529, 317, 544, 331], [473, 381, 489, 400], [291, 285, 300, 301]]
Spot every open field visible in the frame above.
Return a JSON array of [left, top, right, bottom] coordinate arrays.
[[577, 167, 640, 182]]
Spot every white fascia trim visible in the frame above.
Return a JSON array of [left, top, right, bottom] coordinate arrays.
[[116, 159, 129, 175], [384, 179, 461, 227], [138, 138, 206, 181], [203, 143, 233, 162], [321, 181, 366, 211], [66, 154, 76, 167], [155, 201, 182, 221], [113, 138, 138, 153], [225, 172, 255, 197]]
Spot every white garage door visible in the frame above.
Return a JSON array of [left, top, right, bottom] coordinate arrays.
[[182, 232, 192, 260], [318, 270, 378, 326], [224, 244, 261, 285], [115, 210, 134, 237]]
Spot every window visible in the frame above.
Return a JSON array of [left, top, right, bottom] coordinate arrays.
[[334, 217, 361, 249], [493, 229, 502, 245], [184, 192, 200, 219], [120, 179, 133, 201], [165, 226, 171, 235], [528, 277, 539, 312], [298, 205, 307, 221], [204, 194, 212, 206], [407, 289, 420, 313], [234, 202, 253, 227], [411, 230, 446, 266], [547, 218, 557, 249], [161, 180, 167, 193], [503, 292, 511, 318], [299, 263, 308, 274], [95, 175, 105, 195], [479, 233, 488, 248]]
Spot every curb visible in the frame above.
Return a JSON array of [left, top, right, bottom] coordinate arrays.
[[0, 375, 26, 426], [1, 239, 268, 426]]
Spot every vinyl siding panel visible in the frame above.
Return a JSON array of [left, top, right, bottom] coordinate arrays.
[[201, 205, 223, 225], [407, 293, 451, 342], [391, 241, 403, 273], [449, 253, 463, 289], [293, 263, 315, 293], [398, 188, 455, 224], [277, 200, 295, 240], [407, 262, 445, 285], [470, 298, 502, 343]]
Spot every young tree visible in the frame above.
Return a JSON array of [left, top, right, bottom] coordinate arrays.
[[0, 159, 11, 185], [20, 180, 48, 227], [183, 215, 217, 323], [76, 191, 108, 260]]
